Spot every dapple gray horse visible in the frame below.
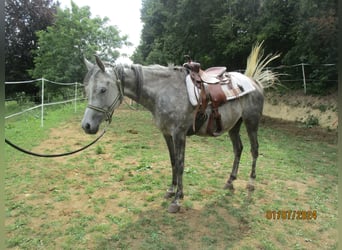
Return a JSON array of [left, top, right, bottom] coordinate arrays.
[[81, 43, 279, 213]]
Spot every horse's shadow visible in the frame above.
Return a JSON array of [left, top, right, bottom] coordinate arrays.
[[97, 189, 255, 249]]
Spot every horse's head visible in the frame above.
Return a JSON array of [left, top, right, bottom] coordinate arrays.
[[81, 56, 123, 134]]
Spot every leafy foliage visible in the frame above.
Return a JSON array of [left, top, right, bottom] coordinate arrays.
[[5, 0, 58, 97], [29, 1, 130, 83], [133, 0, 337, 93]]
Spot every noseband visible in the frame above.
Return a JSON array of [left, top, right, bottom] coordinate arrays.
[[87, 69, 124, 124]]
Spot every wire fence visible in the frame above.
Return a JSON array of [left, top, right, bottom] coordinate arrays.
[[272, 63, 337, 94], [5, 78, 85, 127], [234, 63, 337, 94]]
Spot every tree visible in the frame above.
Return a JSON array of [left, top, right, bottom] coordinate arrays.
[[212, 0, 261, 69], [283, 0, 338, 93], [30, 1, 130, 83], [133, 0, 171, 65], [5, 0, 58, 97], [133, 0, 337, 93], [134, 0, 229, 67]]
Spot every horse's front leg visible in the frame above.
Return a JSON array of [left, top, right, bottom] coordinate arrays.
[[167, 132, 186, 213], [163, 134, 177, 198]]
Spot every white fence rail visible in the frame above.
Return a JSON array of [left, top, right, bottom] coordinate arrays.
[[5, 78, 84, 127], [235, 63, 337, 94], [271, 63, 336, 94]]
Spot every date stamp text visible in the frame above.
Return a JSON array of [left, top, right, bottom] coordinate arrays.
[[265, 210, 317, 220]]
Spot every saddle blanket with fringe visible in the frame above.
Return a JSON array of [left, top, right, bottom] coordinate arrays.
[[186, 72, 256, 106]]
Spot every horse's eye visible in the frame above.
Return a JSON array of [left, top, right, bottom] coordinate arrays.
[[100, 87, 107, 94]]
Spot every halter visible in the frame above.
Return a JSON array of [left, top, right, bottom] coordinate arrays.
[[87, 68, 124, 124]]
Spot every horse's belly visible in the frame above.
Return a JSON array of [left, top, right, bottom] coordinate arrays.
[[195, 101, 242, 136]]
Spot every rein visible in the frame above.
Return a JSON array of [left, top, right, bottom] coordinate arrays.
[[5, 129, 106, 158]]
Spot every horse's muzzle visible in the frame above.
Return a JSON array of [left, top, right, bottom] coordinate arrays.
[[81, 109, 102, 134], [82, 122, 99, 134]]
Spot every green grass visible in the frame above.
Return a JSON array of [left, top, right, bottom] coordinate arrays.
[[5, 103, 337, 249]]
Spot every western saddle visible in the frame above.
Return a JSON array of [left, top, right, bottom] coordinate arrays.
[[183, 58, 237, 136]]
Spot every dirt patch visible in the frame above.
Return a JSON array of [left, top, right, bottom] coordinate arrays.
[[264, 90, 338, 129], [260, 116, 337, 145], [31, 121, 96, 163]]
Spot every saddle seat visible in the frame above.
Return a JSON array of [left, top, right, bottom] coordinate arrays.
[[200, 67, 227, 84], [199, 67, 227, 84]]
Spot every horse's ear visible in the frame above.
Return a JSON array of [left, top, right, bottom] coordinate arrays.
[[84, 57, 94, 71], [94, 55, 106, 72]]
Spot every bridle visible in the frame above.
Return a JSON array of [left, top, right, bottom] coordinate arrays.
[[86, 68, 124, 124]]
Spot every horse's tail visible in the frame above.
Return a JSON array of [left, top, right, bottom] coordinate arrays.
[[244, 41, 280, 89]]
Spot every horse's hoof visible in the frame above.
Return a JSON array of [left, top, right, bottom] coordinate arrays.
[[224, 182, 234, 191], [247, 183, 255, 192], [168, 202, 180, 213], [164, 191, 175, 199]]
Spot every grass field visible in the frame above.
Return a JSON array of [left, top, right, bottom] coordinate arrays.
[[5, 102, 338, 249]]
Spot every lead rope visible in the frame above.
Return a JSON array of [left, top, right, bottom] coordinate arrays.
[[5, 128, 106, 158]]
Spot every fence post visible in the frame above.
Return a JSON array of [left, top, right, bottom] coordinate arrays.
[[301, 63, 307, 94], [41, 78, 45, 127], [74, 82, 78, 113]]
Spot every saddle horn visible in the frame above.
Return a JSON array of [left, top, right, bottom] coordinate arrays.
[[184, 55, 192, 63]]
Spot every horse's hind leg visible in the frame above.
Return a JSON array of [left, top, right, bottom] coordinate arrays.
[[244, 118, 260, 192], [224, 118, 243, 191]]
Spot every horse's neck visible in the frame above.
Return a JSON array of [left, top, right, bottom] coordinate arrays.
[[124, 66, 155, 110], [122, 66, 140, 102], [123, 65, 172, 111]]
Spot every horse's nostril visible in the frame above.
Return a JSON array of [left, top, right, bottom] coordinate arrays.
[[85, 123, 91, 130]]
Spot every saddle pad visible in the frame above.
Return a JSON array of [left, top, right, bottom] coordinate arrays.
[[186, 72, 256, 106]]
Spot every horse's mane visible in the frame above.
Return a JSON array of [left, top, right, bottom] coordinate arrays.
[[130, 64, 143, 101]]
